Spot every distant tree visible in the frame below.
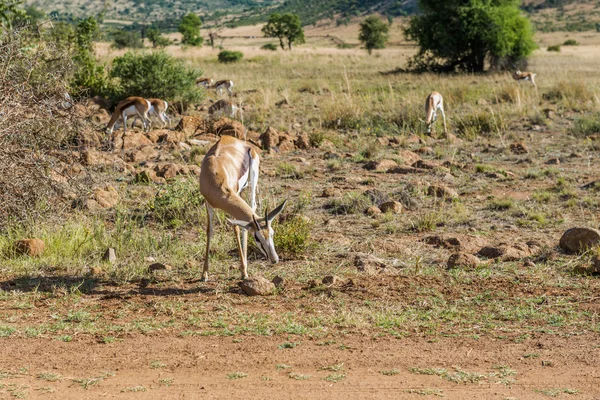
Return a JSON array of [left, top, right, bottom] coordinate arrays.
[[112, 30, 144, 49], [405, 0, 537, 72], [178, 13, 203, 46], [262, 13, 305, 50], [358, 15, 389, 55], [146, 27, 171, 47], [24, 5, 44, 24]]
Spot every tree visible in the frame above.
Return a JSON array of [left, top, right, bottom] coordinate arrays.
[[178, 13, 203, 46], [262, 13, 305, 50], [112, 30, 144, 49], [146, 27, 171, 47], [358, 15, 389, 55], [405, 0, 537, 72], [0, 0, 25, 28]]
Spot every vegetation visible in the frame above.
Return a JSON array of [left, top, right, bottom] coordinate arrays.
[[146, 27, 171, 47], [261, 43, 278, 51], [405, 0, 537, 72], [358, 15, 390, 55], [218, 50, 244, 63], [262, 13, 305, 50], [178, 12, 203, 46], [111, 30, 144, 49]]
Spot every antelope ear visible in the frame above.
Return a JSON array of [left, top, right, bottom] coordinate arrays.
[[226, 218, 253, 230], [266, 200, 287, 222]]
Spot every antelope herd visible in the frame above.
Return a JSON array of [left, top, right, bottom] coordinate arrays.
[[103, 70, 536, 281]]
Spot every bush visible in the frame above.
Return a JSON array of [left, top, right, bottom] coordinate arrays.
[[150, 178, 204, 228], [563, 39, 579, 46], [261, 43, 278, 51], [218, 50, 244, 63], [112, 30, 144, 49], [547, 44, 561, 52], [110, 51, 205, 110], [570, 113, 600, 137], [273, 215, 312, 256]]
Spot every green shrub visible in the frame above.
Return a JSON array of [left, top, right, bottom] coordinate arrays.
[[149, 178, 204, 228], [326, 192, 373, 215], [455, 111, 505, 139], [547, 44, 561, 52], [570, 113, 600, 137], [308, 131, 325, 148], [563, 39, 579, 46], [273, 215, 312, 256], [110, 51, 204, 109], [261, 43, 278, 51], [111, 30, 144, 49], [218, 50, 244, 63]]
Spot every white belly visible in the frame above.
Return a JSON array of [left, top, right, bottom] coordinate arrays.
[[122, 105, 139, 117], [237, 168, 249, 193]]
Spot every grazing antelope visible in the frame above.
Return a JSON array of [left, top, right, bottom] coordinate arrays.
[[513, 70, 536, 87], [197, 77, 214, 88], [423, 91, 447, 135], [199, 136, 286, 281], [106, 96, 152, 134], [132, 98, 171, 128], [213, 79, 234, 95], [208, 99, 240, 119]]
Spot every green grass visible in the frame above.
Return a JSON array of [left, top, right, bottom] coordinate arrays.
[[226, 372, 248, 380]]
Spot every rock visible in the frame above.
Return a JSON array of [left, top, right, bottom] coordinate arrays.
[[376, 137, 390, 146], [158, 131, 187, 144], [188, 139, 211, 147], [478, 244, 531, 261], [155, 163, 187, 179], [272, 276, 286, 288], [81, 149, 112, 166], [259, 127, 296, 153], [102, 248, 116, 264], [307, 279, 321, 289], [125, 146, 159, 163], [428, 185, 459, 200], [276, 98, 290, 107], [424, 235, 488, 254], [545, 158, 561, 165], [397, 150, 421, 165], [149, 263, 173, 272], [13, 239, 45, 257], [176, 116, 208, 137], [91, 109, 110, 125], [134, 169, 166, 185], [510, 141, 529, 154], [447, 252, 480, 269], [413, 160, 446, 171], [90, 267, 103, 276], [559, 227, 600, 254], [278, 136, 296, 153], [415, 146, 434, 155], [364, 159, 398, 172], [388, 166, 420, 174], [322, 275, 340, 285], [74, 127, 104, 148], [354, 253, 387, 274], [261, 126, 281, 149], [365, 206, 382, 216], [294, 133, 311, 150], [145, 129, 169, 143], [239, 276, 276, 296], [380, 201, 403, 214], [592, 258, 600, 273], [94, 186, 119, 209], [211, 118, 245, 139], [119, 132, 153, 150]]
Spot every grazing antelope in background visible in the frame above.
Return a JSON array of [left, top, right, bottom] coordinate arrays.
[[132, 98, 171, 128], [423, 91, 447, 135], [513, 70, 536, 87], [105, 96, 152, 134], [199, 136, 286, 281], [197, 77, 214, 88], [213, 79, 234, 95], [208, 99, 240, 119]]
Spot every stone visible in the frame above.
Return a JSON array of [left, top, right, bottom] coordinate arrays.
[[545, 158, 561, 165], [134, 169, 166, 185], [94, 186, 119, 209], [272, 276, 286, 288], [424, 235, 488, 254], [559, 227, 600, 254], [380, 201, 403, 214], [592, 258, 600, 273], [120, 132, 153, 150], [13, 239, 45, 257], [90, 267, 103, 276], [428, 185, 459, 200], [510, 141, 529, 154], [81, 149, 113, 166], [102, 248, 116, 264], [149, 263, 173, 272], [413, 160, 446, 171], [294, 133, 311, 150], [211, 118, 245, 139], [278, 136, 296, 153], [416, 146, 434, 155], [307, 279, 321, 289], [354, 253, 387, 274], [447, 252, 480, 269], [155, 163, 187, 179], [322, 275, 340, 285], [239, 276, 276, 296], [363, 159, 398, 172], [176, 115, 208, 137], [261, 126, 281, 149], [91, 109, 110, 125], [158, 131, 187, 144], [388, 166, 420, 174], [125, 146, 159, 163], [365, 206, 382, 216], [477, 244, 531, 261], [397, 149, 421, 165]]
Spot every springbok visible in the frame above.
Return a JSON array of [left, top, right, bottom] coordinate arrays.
[[213, 79, 234, 96], [132, 98, 171, 128], [197, 77, 214, 88], [208, 99, 240, 119], [106, 97, 152, 134], [199, 136, 286, 281], [513, 70, 536, 87], [423, 91, 447, 135]]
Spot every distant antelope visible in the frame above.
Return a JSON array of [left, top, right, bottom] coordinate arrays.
[[208, 99, 240, 118], [423, 91, 447, 135], [213, 79, 234, 95], [513, 70, 536, 87], [132, 98, 171, 128], [197, 77, 214, 88], [106, 97, 152, 134], [199, 136, 286, 281]]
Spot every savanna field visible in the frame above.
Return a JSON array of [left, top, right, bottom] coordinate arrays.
[[1, 17, 600, 399]]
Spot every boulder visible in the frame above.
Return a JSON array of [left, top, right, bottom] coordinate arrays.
[[13, 239, 45, 257], [272, 276, 286, 289], [447, 252, 480, 269], [322, 275, 340, 285], [113, 131, 153, 150], [176, 115, 208, 137], [155, 163, 187, 179], [102, 248, 116, 264], [94, 186, 119, 209], [294, 133, 311, 150], [134, 169, 166, 185], [259, 127, 296, 153], [261, 126, 280, 149], [363, 159, 398, 172], [239, 276, 276, 296], [559, 228, 600, 254], [380, 201, 403, 214], [365, 206, 382, 216], [397, 149, 421, 165], [125, 146, 159, 163], [211, 118, 245, 139], [510, 141, 529, 154], [158, 131, 187, 144]]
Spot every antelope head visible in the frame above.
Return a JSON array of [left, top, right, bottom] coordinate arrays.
[[228, 200, 287, 264]]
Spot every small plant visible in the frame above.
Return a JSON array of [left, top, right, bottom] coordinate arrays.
[[563, 39, 579, 46], [275, 163, 303, 179], [278, 341, 298, 349], [276, 364, 292, 370], [218, 50, 244, 63], [158, 377, 174, 386], [261, 43, 278, 51], [324, 373, 346, 382], [326, 192, 373, 215], [308, 131, 325, 147], [150, 178, 204, 228], [37, 372, 61, 382], [547, 44, 561, 52], [150, 360, 167, 369], [380, 369, 400, 376], [288, 372, 311, 380], [570, 113, 600, 136], [273, 215, 312, 256], [487, 198, 514, 211], [227, 372, 248, 379], [121, 386, 146, 392]]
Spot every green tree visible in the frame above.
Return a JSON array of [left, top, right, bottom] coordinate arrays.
[[0, 0, 25, 28], [71, 16, 110, 97], [178, 13, 203, 46], [405, 0, 537, 72], [112, 30, 144, 49], [358, 15, 390, 55], [147, 27, 171, 48], [262, 13, 305, 50]]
